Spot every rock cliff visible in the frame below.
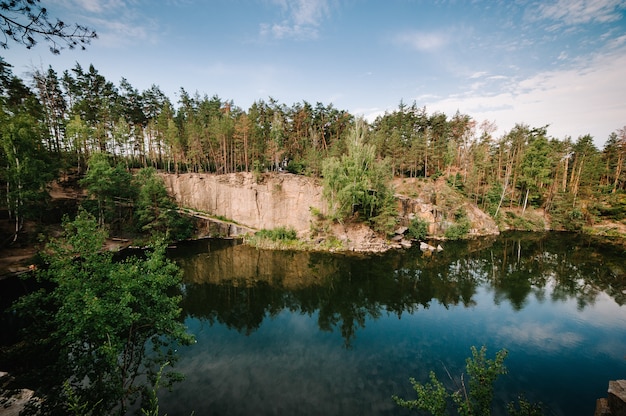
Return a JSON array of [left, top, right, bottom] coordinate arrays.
[[161, 172, 328, 236], [161, 172, 500, 249]]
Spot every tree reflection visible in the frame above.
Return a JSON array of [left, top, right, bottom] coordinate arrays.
[[169, 233, 626, 347]]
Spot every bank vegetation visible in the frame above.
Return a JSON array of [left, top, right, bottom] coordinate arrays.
[[1, 57, 625, 251]]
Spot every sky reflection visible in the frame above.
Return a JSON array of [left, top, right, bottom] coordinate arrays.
[[161, 233, 626, 416]]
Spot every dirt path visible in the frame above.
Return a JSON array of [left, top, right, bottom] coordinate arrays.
[[0, 181, 84, 278]]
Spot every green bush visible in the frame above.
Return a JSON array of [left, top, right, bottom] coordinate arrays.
[[548, 192, 585, 231], [446, 173, 465, 193], [408, 217, 429, 240], [286, 160, 306, 175], [393, 346, 542, 416], [321, 119, 397, 233], [444, 208, 471, 240], [255, 226, 298, 241]]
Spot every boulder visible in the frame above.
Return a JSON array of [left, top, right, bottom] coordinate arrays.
[[608, 380, 626, 416]]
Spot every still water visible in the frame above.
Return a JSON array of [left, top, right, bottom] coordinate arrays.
[[161, 232, 626, 416]]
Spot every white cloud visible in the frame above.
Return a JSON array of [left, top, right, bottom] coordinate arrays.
[[416, 45, 626, 146], [261, 0, 333, 40], [469, 71, 489, 79], [52, 0, 125, 14], [394, 30, 449, 52], [84, 15, 158, 47], [497, 321, 584, 351], [535, 0, 626, 25], [47, 0, 160, 47]]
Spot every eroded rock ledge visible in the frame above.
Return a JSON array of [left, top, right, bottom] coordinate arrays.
[[162, 172, 500, 252], [596, 380, 626, 416]]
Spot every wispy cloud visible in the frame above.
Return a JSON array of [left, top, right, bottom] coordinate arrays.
[[535, 0, 626, 25], [260, 0, 333, 40], [469, 71, 489, 79], [497, 321, 584, 352], [50, 0, 161, 47], [53, 0, 125, 14], [87, 16, 158, 47], [418, 44, 626, 144], [394, 30, 449, 52]]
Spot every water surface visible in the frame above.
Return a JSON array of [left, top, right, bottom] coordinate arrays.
[[161, 233, 626, 416]]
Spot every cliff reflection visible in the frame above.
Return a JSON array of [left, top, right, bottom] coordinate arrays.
[[169, 232, 626, 347]]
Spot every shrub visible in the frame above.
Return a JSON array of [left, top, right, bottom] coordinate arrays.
[[408, 217, 429, 241], [393, 346, 543, 416], [444, 208, 471, 240], [255, 226, 298, 241], [548, 192, 585, 231]]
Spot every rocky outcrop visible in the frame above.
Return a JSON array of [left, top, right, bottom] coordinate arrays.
[[0, 371, 41, 415], [162, 173, 500, 249], [596, 380, 626, 416], [394, 177, 499, 237], [162, 172, 327, 237]]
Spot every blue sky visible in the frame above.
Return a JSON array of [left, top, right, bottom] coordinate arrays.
[[3, 0, 626, 147]]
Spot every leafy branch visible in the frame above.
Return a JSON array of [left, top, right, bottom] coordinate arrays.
[[0, 0, 97, 54]]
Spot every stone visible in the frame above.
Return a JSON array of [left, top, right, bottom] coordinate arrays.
[[420, 242, 436, 251], [595, 398, 611, 416], [394, 226, 408, 235], [0, 372, 41, 415], [608, 380, 626, 416]]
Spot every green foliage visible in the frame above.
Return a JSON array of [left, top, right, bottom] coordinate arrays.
[[246, 226, 303, 250], [80, 153, 133, 227], [517, 134, 552, 209], [133, 167, 193, 242], [2, 54, 626, 245], [12, 210, 193, 415], [444, 208, 471, 240], [454, 346, 508, 416], [408, 217, 429, 240], [591, 194, 626, 221], [255, 226, 298, 241], [394, 346, 512, 416], [393, 371, 448, 416], [484, 183, 503, 217], [322, 119, 397, 234], [503, 211, 545, 231], [507, 395, 544, 416], [447, 173, 465, 193], [548, 192, 586, 231], [286, 159, 306, 174], [0, 75, 57, 241], [64, 379, 102, 416], [141, 361, 170, 416]]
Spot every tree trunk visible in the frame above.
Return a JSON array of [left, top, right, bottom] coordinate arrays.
[[613, 153, 623, 193], [495, 162, 512, 218], [522, 188, 529, 214]]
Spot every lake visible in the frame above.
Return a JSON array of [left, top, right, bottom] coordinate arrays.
[[158, 232, 626, 416]]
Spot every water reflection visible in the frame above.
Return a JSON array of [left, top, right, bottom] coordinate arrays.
[[170, 232, 626, 348], [164, 232, 626, 416]]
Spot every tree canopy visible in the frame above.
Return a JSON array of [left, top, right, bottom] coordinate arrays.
[[11, 210, 194, 414], [0, 56, 625, 244]]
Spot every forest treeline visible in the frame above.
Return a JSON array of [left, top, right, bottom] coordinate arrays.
[[1, 57, 626, 240]]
